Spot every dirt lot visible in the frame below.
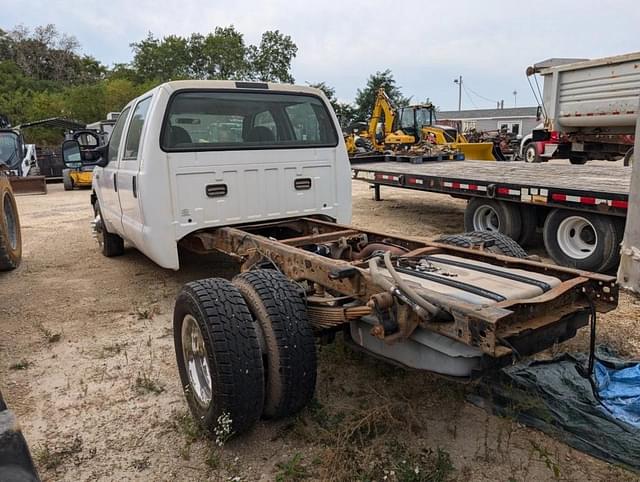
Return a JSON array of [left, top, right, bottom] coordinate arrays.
[[1, 180, 639, 481]]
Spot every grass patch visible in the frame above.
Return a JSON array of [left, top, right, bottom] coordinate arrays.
[[34, 436, 83, 471], [9, 359, 31, 370], [134, 371, 164, 394], [276, 453, 309, 481]]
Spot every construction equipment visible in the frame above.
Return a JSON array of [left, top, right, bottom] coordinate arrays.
[[0, 122, 47, 195], [62, 130, 102, 190], [348, 89, 499, 161]]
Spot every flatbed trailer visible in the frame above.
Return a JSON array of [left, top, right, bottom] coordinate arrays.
[[352, 160, 631, 272]]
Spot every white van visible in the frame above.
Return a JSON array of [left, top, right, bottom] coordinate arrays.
[[63, 80, 352, 269]]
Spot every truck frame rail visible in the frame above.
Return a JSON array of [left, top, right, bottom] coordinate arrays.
[[181, 216, 617, 361]]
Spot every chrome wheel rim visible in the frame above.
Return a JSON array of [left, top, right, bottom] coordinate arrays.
[[3, 193, 17, 250], [557, 216, 596, 259], [473, 205, 500, 231], [181, 314, 212, 407]]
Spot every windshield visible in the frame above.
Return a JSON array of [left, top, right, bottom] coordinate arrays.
[[0, 132, 21, 169], [399, 107, 434, 130], [161, 90, 338, 151]]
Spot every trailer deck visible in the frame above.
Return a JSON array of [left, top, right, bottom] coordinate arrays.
[[352, 160, 631, 216]]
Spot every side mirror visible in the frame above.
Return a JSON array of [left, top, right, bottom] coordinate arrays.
[[62, 140, 108, 168], [536, 105, 542, 122], [62, 140, 82, 167]]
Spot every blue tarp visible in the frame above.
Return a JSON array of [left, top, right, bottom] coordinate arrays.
[[596, 360, 640, 427], [469, 351, 640, 472]]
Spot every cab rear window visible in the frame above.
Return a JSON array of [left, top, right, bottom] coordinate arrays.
[[161, 91, 338, 151]]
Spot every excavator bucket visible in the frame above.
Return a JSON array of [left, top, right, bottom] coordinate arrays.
[[9, 175, 47, 195], [453, 142, 498, 161]]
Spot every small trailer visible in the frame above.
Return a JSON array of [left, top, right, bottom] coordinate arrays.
[[351, 159, 630, 273], [64, 80, 619, 438]]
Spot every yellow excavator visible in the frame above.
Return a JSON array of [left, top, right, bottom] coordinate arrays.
[[347, 88, 500, 161]]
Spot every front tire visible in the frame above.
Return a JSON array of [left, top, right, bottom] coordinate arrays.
[[569, 154, 588, 165], [62, 169, 74, 191], [174, 278, 265, 437], [524, 143, 541, 163], [0, 179, 21, 271], [93, 202, 124, 257], [234, 270, 317, 419], [543, 209, 623, 272]]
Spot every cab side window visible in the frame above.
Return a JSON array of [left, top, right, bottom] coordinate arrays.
[[107, 107, 131, 164], [124, 97, 152, 159]]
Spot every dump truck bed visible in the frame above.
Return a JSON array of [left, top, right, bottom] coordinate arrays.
[[352, 160, 631, 216]]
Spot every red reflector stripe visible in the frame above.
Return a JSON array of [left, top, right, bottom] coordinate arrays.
[[612, 200, 628, 209], [497, 187, 509, 195], [580, 197, 596, 205], [469, 184, 477, 191], [552, 193, 566, 202]]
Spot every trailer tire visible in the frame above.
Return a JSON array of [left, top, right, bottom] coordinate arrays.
[[0, 179, 21, 271], [543, 209, 622, 272], [174, 278, 264, 437], [518, 205, 539, 247], [94, 201, 124, 257], [524, 143, 541, 163], [62, 169, 74, 191], [464, 198, 522, 240], [234, 270, 316, 419], [437, 231, 527, 258]]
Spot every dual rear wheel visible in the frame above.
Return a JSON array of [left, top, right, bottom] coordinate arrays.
[[174, 270, 316, 437]]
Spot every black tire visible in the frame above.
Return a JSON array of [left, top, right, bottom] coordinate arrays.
[[623, 147, 634, 167], [523, 143, 541, 163], [464, 198, 522, 240], [355, 137, 374, 152], [543, 209, 623, 272], [62, 169, 74, 191], [437, 230, 527, 258], [234, 270, 316, 419], [0, 178, 21, 271], [174, 278, 264, 437], [569, 154, 588, 165], [518, 205, 538, 248], [94, 201, 124, 257]]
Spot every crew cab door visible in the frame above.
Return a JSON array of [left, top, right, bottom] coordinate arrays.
[[95, 106, 131, 236], [118, 96, 152, 247]]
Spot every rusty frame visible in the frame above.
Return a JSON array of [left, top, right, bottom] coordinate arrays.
[[183, 217, 618, 358]]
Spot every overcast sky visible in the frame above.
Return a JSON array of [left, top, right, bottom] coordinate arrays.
[[3, 0, 639, 110]]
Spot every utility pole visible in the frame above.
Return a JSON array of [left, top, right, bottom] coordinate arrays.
[[453, 76, 462, 111], [513, 90, 518, 107]]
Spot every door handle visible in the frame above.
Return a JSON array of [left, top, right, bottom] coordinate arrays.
[[113, 172, 118, 192], [132, 176, 137, 198]]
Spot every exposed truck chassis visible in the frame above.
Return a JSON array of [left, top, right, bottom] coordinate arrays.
[[181, 216, 617, 362]]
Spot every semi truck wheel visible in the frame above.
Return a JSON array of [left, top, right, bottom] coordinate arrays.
[[93, 202, 124, 257], [62, 169, 74, 191], [543, 209, 622, 272], [234, 270, 316, 419], [174, 278, 264, 437], [0, 180, 21, 271], [437, 231, 527, 258], [464, 198, 522, 241], [524, 143, 541, 163]]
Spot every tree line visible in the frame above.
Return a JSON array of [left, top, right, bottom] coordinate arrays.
[[0, 24, 409, 144]]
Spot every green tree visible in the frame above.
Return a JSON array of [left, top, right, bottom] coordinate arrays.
[[354, 69, 409, 121], [308, 82, 356, 128], [247, 30, 297, 83]]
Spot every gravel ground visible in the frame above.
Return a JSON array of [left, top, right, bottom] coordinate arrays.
[[0, 178, 638, 481]]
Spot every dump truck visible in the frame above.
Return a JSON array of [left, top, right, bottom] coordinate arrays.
[[63, 80, 618, 438], [524, 52, 640, 165]]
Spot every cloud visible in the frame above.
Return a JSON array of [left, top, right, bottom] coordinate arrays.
[[2, 0, 639, 109]]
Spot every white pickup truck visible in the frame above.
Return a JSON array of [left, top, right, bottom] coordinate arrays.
[[63, 81, 618, 438]]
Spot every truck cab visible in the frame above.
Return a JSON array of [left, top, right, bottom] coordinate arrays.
[[63, 80, 351, 269]]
